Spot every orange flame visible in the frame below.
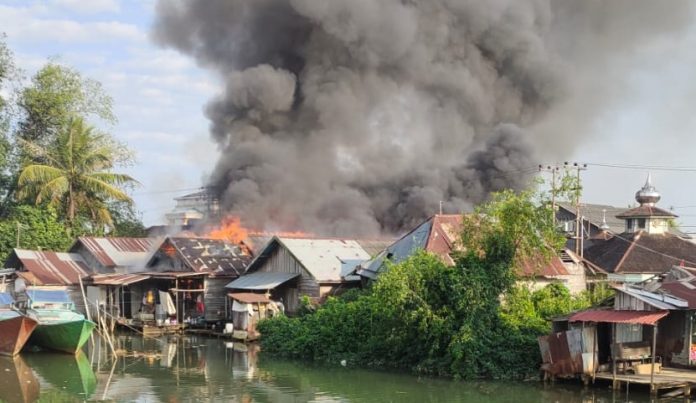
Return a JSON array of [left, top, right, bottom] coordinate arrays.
[[207, 216, 249, 244], [206, 215, 313, 245]]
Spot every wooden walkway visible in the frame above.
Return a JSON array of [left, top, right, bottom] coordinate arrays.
[[594, 367, 696, 397]]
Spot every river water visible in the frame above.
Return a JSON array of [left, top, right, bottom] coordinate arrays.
[[0, 334, 670, 402]]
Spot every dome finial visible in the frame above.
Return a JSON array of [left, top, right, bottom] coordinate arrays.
[[635, 173, 660, 206]]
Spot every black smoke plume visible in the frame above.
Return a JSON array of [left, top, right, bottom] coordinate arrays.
[[153, 0, 693, 236]]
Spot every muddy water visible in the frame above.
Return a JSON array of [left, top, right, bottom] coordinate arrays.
[[0, 334, 669, 402]]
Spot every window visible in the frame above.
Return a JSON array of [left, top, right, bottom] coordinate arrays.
[[616, 323, 643, 343], [637, 218, 646, 229], [626, 219, 633, 231]]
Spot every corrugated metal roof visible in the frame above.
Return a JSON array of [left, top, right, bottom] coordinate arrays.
[[91, 273, 151, 286], [615, 286, 687, 310], [10, 249, 91, 286], [275, 237, 371, 282], [225, 271, 299, 290], [73, 237, 155, 269], [228, 293, 272, 304], [569, 309, 669, 325], [162, 237, 251, 276]]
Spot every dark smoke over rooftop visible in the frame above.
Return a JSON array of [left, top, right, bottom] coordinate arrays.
[[153, 0, 693, 236]]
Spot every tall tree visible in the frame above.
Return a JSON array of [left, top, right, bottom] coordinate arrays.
[[17, 117, 137, 230], [17, 61, 115, 147]]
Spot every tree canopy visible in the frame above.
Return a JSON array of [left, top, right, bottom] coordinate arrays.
[[18, 117, 138, 230]]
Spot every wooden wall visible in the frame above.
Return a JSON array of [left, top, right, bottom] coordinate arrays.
[[256, 244, 319, 313], [204, 277, 229, 321]]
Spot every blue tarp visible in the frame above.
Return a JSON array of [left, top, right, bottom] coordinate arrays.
[[0, 292, 14, 305], [27, 289, 72, 303]]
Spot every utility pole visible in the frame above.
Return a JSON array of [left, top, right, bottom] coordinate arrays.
[[565, 162, 587, 257], [538, 165, 560, 225], [16, 222, 20, 248]]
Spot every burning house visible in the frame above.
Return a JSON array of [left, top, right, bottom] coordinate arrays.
[[227, 236, 390, 314], [88, 235, 251, 330]]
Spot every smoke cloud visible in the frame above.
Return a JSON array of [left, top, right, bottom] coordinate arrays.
[[153, 0, 693, 236]]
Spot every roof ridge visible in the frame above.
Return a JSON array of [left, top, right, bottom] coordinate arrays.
[[614, 231, 641, 273]]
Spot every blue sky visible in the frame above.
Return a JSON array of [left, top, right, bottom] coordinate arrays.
[[3, 1, 696, 231], [0, 0, 217, 226]]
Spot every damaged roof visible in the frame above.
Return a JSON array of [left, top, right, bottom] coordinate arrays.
[[71, 237, 155, 269], [583, 231, 696, 274], [5, 249, 92, 286], [360, 214, 463, 279], [150, 237, 252, 277]]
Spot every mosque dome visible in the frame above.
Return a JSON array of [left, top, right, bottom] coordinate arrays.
[[635, 174, 660, 206]]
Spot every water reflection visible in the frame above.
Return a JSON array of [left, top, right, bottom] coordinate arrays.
[[0, 355, 39, 403], [0, 334, 673, 402]]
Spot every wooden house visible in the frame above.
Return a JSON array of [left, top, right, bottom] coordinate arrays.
[[89, 236, 251, 326], [70, 237, 155, 274], [3, 249, 94, 314], [227, 236, 388, 314], [357, 214, 590, 294]]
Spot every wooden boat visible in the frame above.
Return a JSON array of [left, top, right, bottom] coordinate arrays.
[[24, 289, 95, 354], [0, 292, 37, 356], [0, 355, 40, 403]]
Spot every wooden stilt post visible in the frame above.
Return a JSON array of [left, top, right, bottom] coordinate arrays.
[[650, 324, 657, 395], [592, 324, 597, 383], [612, 323, 618, 390], [175, 278, 179, 325]]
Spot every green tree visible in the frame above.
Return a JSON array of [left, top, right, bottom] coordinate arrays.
[[17, 117, 137, 231], [0, 205, 73, 261], [259, 189, 575, 379], [17, 61, 115, 146], [0, 34, 17, 201]]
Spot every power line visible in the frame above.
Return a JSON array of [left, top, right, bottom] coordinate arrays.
[[132, 186, 204, 196], [584, 162, 696, 172]]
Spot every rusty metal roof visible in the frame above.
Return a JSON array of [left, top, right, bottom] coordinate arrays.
[[228, 292, 272, 304], [72, 237, 155, 269], [569, 309, 669, 325], [91, 273, 151, 286], [151, 237, 252, 277], [8, 249, 91, 286]]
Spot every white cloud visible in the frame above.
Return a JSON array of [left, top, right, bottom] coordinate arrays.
[[50, 0, 120, 14], [0, 5, 144, 44]]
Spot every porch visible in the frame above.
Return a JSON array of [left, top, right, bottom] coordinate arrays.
[[594, 367, 696, 397]]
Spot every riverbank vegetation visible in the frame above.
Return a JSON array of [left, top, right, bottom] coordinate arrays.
[[0, 35, 144, 260], [258, 190, 610, 379]]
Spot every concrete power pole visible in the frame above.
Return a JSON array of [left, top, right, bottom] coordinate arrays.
[[539, 165, 560, 225], [565, 162, 587, 257]]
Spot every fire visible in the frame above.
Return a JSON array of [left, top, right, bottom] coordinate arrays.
[[206, 216, 313, 245], [207, 216, 249, 244]]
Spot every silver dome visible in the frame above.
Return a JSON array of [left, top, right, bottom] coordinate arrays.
[[635, 173, 660, 206]]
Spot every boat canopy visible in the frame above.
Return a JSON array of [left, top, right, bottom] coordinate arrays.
[[27, 289, 72, 304]]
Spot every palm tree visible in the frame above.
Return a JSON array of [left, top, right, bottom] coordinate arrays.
[[17, 117, 138, 229]]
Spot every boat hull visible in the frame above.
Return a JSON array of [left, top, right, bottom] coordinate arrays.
[[0, 316, 37, 356], [29, 319, 96, 354]]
